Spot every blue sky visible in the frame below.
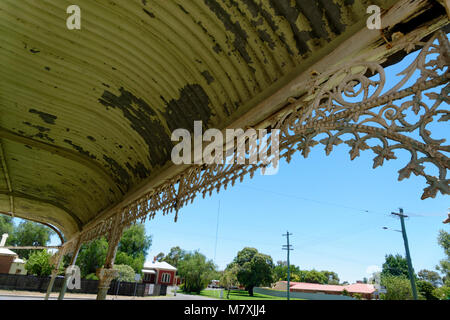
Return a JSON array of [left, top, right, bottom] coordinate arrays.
[[42, 40, 448, 284]]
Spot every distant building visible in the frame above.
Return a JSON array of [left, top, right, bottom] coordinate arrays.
[[208, 279, 220, 288], [0, 234, 27, 275], [141, 260, 179, 296], [273, 281, 376, 300]]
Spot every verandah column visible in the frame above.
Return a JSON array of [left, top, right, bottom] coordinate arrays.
[[44, 249, 64, 300], [96, 213, 124, 300], [58, 236, 82, 300]]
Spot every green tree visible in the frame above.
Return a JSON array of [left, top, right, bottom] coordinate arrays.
[[114, 264, 136, 282], [116, 224, 151, 274], [76, 224, 151, 277], [417, 280, 438, 300], [381, 275, 414, 300], [115, 251, 145, 275], [436, 230, 450, 286], [154, 252, 165, 262], [76, 237, 108, 278], [8, 221, 54, 259], [117, 224, 151, 258], [302, 270, 328, 284], [273, 261, 300, 282], [417, 269, 442, 287], [381, 254, 411, 278], [321, 270, 340, 285], [25, 250, 53, 276], [230, 247, 274, 296], [162, 246, 186, 268], [0, 215, 14, 237], [178, 251, 216, 293], [220, 264, 240, 299]]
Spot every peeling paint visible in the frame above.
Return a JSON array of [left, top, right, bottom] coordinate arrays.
[[143, 8, 155, 18], [204, 0, 253, 66], [201, 70, 215, 84], [98, 87, 173, 169], [178, 4, 189, 14], [29, 109, 57, 124], [212, 43, 222, 53], [23, 121, 50, 132], [162, 84, 212, 132], [102, 155, 129, 192], [256, 28, 275, 50], [125, 161, 150, 179], [63, 139, 97, 160]]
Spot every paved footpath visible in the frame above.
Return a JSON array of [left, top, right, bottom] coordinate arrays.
[[0, 290, 217, 300]]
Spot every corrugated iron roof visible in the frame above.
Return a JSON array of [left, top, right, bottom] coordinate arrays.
[[143, 260, 177, 271]]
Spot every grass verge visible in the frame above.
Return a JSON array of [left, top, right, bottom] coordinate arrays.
[[182, 289, 303, 300]]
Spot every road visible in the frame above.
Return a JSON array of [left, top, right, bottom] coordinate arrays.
[[0, 293, 217, 300], [0, 294, 84, 300]]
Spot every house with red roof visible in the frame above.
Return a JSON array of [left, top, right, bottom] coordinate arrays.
[[273, 281, 377, 300], [141, 260, 180, 296]]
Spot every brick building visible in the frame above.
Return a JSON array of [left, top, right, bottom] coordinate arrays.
[[141, 260, 179, 296]]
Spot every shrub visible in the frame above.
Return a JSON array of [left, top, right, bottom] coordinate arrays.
[[381, 275, 414, 300], [353, 293, 363, 300], [432, 286, 450, 300], [85, 273, 99, 280], [113, 264, 136, 282], [25, 250, 53, 276]]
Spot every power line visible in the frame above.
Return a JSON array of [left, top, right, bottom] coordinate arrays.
[[239, 185, 389, 217], [240, 186, 445, 219], [213, 200, 220, 264]]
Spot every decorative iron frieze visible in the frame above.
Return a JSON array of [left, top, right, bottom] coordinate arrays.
[[275, 30, 449, 200]]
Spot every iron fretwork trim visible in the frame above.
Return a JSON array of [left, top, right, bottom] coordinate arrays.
[[72, 30, 449, 246]]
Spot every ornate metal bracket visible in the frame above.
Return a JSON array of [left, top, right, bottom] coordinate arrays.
[[274, 30, 449, 200]]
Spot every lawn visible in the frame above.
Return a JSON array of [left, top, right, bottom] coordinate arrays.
[[188, 289, 302, 300]]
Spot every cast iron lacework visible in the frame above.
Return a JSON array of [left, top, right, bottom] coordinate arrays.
[[70, 30, 449, 247], [275, 30, 449, 201]]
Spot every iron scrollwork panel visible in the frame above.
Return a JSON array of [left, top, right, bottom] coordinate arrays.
[[275, 31, 449, 200]]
